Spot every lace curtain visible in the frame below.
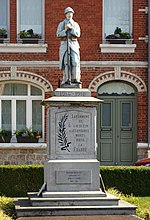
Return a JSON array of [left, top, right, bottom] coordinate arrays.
[[20, 0, 42, 34], [0, 0, 8, 29], [16, 100, 26, 130], [32, 100, 42, 131], [2, 100, 11, 130], [98, 82, 135, 95], [104, 0, 131, 37]]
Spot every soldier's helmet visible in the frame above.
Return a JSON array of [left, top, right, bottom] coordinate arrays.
[[64, 7, 74, 14]]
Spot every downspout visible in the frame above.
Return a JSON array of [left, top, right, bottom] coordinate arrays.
[[148, 0, 150, 157]]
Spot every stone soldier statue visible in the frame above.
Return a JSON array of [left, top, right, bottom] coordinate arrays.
[[56, 7, 81, 85]]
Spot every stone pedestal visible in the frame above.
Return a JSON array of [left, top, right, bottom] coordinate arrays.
[[42, 88, 102, 196], [44, 159, 100, 192], [15, 88, 136, 217]]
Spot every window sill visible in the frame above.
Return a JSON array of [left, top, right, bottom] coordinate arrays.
[[0, 142, 47, 149], [0, 43, 48, 53], [99, 44, 136, 53]]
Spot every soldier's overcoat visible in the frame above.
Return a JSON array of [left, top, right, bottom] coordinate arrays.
[[56, 18, 81, 70]]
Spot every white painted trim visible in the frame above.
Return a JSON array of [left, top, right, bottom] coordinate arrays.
[[0, 143, 47, 149], [0, 83, 46, 141], [100, 44, 136, 53], [130, 0, 133, 35], [0, 61, 147, 68], [89, 70, 147, 92], [0, 70, 53, 92], [7, 0, 10, 38], [137, 143, 148, 148], [81, 61, 147, 67], [0, 43, 48, 53]]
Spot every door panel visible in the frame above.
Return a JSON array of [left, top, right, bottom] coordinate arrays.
[[98, 100, 116, 165], [98, 97, 136, 166], [118, 99, 135, 164], [100, 142, 113, 162]]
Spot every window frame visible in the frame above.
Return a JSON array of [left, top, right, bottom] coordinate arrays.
[[102, 0, 133, 43], [0, 0, 10, 41], [0, 82, 44, 142], [17, 0, 45, 42]]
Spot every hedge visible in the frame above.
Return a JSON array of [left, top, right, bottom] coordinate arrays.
[[0, 165, 43, 197], [0, 165, 150, 197], [100, 166, 150, 196]]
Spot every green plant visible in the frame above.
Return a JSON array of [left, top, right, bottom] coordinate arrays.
[[18, 30, 29, 38], [114, 27, 131, 39], [0, 129, 11, 143], [0, 196, 16, 219], [106, 27, 131, 41], [120, 32, 131, 39], [108, 188, 150, 220], [0, 28, 7, 37], [0, 210, 12, 220], [114, 27, 122, 35], [14, 127, 41, 139], [19, 29, 41, 39]]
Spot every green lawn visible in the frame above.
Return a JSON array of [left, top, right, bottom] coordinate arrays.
[[136, 197, 150, 219], [108, 188, 150, 220]]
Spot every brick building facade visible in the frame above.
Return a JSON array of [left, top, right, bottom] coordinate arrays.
[[0, 0, 148, 165]]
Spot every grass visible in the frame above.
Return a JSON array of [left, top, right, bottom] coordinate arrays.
[[0, 210, 12, 220], [108, 188, 150, 220], [0, 196, 15, 220]]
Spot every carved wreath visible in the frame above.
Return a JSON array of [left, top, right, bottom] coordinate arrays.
[[57, 113, 71, 152]]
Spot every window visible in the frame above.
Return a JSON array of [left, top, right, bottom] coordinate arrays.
[[0, 0, 9, 39], [0, 83, 44, 141], [17, 0, 44, 40], [103, 0, 132, 43]]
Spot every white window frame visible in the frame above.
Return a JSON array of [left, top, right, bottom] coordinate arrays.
[[100, 0, 136, 53], [102, 0, 133, 43], [0, 0, 10, 41], [17, 0, 45, 41], [0, 82, 45, 142]]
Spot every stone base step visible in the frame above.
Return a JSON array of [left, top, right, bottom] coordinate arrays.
[[41, 191, 106, 198], [28, 192, 119, 207], [15, 197, 136, 218]]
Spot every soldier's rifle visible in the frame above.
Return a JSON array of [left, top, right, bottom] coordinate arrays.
[[66, 29, 71, 84]]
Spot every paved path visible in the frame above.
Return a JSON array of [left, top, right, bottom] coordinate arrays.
[[17, 215, 142, 220]]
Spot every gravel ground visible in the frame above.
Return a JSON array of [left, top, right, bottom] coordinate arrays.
[[17, 215, 142, 220]]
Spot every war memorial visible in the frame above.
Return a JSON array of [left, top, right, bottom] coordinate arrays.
[[15, 7, 136, 217]]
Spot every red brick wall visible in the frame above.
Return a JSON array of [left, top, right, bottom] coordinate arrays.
[[0, 0, 147, 62], [0, 0, 148, 144]]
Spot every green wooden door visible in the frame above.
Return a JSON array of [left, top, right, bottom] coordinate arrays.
[[97, 97, 137, 166]]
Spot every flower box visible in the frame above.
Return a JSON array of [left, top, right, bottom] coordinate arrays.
[[14, 128, 41, 143], [16, 136, 39, 143]]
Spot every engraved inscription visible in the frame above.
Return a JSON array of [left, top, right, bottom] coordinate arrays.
[[56, 170, 92, 184], [56, 110, 92, 155], [55, 91, 89, 97], [57, 114, 71, 152]]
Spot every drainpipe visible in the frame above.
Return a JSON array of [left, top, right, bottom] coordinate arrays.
[[148, 0, 150, 157]]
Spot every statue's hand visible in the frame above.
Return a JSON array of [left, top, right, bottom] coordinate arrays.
[[65, 24, 72, 31]]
